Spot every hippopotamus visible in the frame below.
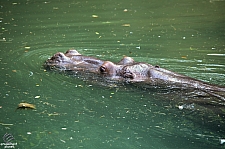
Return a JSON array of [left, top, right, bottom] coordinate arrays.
[[44, 49, 225, 101]]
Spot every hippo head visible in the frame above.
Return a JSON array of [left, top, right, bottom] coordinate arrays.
[[46, 50, 81, 65], [44, 52, 72, 70], [49, 52, 71, 63], [44, 50, 81, 71], [44, 49, 105, 72]]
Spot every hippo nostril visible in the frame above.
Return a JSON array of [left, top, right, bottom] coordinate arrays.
[[55, 53, 66, 60], [155, 65, 160, 68], [58, 53, 63, 58], [100, 66, 106, 73], [65, 50, 80, 56]]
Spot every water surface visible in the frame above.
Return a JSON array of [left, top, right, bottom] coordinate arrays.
[[1, 0, 225, 148]]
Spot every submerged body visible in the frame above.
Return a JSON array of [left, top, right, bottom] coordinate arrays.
[[44, 50, 225, 101]]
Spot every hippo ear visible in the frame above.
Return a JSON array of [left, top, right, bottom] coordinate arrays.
[[118, 56, 135, 65], [65, 50, 81, 56]]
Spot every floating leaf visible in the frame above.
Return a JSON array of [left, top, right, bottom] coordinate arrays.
[[122, 24, 130, 27], [25, 46, 30, 49], [92, 15, 98, 18]]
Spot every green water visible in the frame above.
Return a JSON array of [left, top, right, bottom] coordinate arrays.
[[1, 0, 225, 148]]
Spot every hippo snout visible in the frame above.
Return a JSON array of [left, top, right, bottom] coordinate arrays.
[[49, 52, 70, 63]]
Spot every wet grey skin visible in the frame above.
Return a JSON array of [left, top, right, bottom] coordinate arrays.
[[99, 60, 225, 101], [44, 50, 225, 100]]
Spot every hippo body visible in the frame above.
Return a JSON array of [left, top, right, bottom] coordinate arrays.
[[44, 50, 225, 101], [99, 59, 225, 92]]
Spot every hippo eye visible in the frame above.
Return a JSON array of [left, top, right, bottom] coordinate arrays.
[[100, 66, 106, 73]]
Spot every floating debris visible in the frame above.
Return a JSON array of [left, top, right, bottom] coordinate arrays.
[[122, 24, 130, 27], [207, 54, 225, 56], [25, 46, 30, 49], [181, 56, 187, 59], [35, 95, 40, 99], [92, 15, 98, 18], [102, 21, 111, 24], [1, 38, 6, 41], [16, 103, 36, 110], [178, 105, 184, 110], [0, 123, 13, 126], [48, 113, 60, 116], [29, 71, 33, 77], [60, 139, 66, 143], [220, 138, 225, 144], [53, 7, 59, 10], [178, 103, 195, 110], [136, 46, 141, 49]]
